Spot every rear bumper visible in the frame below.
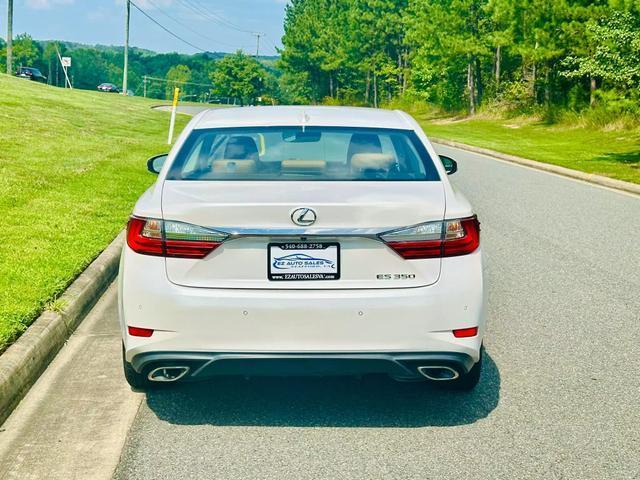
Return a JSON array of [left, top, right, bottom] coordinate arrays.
[[130, 351, 476, 381], [119, 246, 486, 363]]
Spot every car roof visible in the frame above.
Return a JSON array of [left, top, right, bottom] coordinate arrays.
[[194, 106, 414, 130]]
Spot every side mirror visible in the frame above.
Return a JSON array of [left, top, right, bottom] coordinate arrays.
[[147, 154, 168, 174], [440, 155, 458, 175]]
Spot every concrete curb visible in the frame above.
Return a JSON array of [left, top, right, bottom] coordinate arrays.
[[432, 138, 640, 196], [0, 232, 124, 425]]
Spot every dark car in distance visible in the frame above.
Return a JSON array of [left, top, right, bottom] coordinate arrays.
[[97, 83, 120, 93], [16, 67, 47, 83]]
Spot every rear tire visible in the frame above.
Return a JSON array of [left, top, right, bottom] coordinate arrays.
[[122, 345, 151, 390], [446, 347, 483, 391]]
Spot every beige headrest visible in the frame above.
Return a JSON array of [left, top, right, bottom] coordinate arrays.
[[281, 160, 326, 171], [212, 160, 257, 174], [351, 153, 395, 171]]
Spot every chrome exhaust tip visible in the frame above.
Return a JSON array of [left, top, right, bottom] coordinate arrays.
[[417, 366, 460, 381], [147, 366, 190, 382]]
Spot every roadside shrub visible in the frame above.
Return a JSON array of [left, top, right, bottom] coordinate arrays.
[[493, 80, 535, 113], [320, 94, 368, 107], [383, 94, 449, 120]]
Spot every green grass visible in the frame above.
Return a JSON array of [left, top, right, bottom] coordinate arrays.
[[413, 112, 640, 184], [0, 74, 189, 352]]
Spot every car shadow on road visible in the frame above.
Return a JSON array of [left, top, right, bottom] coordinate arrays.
[[144, 351, 500, 428]]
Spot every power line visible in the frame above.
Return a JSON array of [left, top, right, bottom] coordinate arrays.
[[142, 0, 240, 50], [188, 0, 253, 33], [177, 0, 253, 35], [129, 0, 209, 52], [262, 35, 280, 56], [169, 0, 278, 55], [144, 75, 214, 88]]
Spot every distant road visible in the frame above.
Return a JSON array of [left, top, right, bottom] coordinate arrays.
[[152, 104, 233, 116], [1, 106, 638, 480]]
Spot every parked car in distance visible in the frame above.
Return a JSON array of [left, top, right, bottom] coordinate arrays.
[[97, 83, 119, 93], [120, 106, 486, 391], [16, 67, 47, 83]]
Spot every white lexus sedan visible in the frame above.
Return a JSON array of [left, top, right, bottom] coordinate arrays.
[[119, 106, 486, 390]]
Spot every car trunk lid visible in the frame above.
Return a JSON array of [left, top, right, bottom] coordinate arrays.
[[161, 181, 445, 289]]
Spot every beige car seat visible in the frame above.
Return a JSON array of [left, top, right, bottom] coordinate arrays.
[[211, 160, 258, 174], [350, 153, 396, 172]]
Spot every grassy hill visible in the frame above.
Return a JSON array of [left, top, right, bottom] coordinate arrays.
[[0, 75, 189, 352]]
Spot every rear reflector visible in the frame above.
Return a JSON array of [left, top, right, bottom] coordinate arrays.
[[381, 216, 480, 259], [453, 327, 478, 338], [127, 216, 228, 259], [128, 326, 154, 337]]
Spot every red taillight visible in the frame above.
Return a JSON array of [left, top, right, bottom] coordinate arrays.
[[164, 239, 222, 258], [383, 240, 442, 259], [128, 326, 154, 337], [453, 327, 478, 338], [381, 216, 480, 259], [126, 216, 227, 259], [127, 217, 164, 256], [442, 217, 481, 257]]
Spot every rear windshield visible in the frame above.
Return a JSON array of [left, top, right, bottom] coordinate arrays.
[[166, 126, 440, 181]]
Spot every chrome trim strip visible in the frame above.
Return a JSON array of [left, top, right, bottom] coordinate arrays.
[[214, 226, 392, 238]]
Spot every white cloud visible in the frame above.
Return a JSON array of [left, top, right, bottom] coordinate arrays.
[[26, 0, 74, 9]]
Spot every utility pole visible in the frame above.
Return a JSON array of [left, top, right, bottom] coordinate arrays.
[[143, 75, 147, 98], [6, 0, 13, 74], [122, 0, 130, 96], [253, 32, 262, 58]]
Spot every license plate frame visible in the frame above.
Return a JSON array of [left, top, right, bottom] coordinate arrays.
[[268, 242, 340, 281]]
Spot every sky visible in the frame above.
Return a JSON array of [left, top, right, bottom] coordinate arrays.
[[0, 0, 286, 55]]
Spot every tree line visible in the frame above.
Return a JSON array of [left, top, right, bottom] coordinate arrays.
[[0, 35, 279, 105], [278, 0, 640, 115], [4, 1, 640, 117]]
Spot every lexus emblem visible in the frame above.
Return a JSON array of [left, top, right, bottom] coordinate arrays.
[[291, 207, 317, 226]]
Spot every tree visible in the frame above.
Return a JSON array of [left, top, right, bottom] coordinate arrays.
[[349, 0, 409, 106], [407, 0, 490, 113], [166, 64, 192, 100], [210, 51, 269, 105], [42, 42, 61, 86], [280, 0, 340, 102], [562, 10, 640, 104], [12, 33, 40, 68], [280, 0, 410, 105]]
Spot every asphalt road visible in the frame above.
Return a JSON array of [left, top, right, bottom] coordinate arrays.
[[1, 137, 638, 479], [114, 144, 639, 479]]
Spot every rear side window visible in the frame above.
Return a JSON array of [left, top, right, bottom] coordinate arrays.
[[167, 126, 440, 181]]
